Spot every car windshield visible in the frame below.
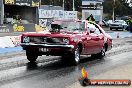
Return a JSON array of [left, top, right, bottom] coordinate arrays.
[[50, 21, 85, 32]]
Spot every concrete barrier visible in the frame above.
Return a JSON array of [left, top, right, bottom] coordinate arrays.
[[0, 36, 21, 48], [10, 35, 21, 46], [0, 37, 7, 48]]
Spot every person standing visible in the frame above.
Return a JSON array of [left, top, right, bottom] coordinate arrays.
[[127, 17, 132, 32]]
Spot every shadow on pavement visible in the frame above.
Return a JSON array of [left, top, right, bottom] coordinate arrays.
[[25, 55, 105, 71]]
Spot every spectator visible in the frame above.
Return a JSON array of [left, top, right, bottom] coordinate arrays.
[[127, 17, 132, 32]]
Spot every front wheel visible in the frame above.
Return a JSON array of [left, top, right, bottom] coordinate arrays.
[[110, 28, 112, 30], [26, 50, 38, 62], [122, 27, 125, 31], [91, 47, 106, 59], [70, 46, 80, 65], [125, 26, 129, 31]]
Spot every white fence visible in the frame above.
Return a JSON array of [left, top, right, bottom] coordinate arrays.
[[39, 10, 64, 19], [0, 36, 21, 48], [39, 10, 77, 19]]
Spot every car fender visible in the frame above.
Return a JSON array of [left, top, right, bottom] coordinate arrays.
[[71, 36, 83, 49]]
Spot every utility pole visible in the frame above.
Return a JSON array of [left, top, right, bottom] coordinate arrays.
[[38, 0, 41, 24], [39, 0, 41, 6], [0, 0, 2, 24], [62, 0, 64, 19], [63, 0, 64, 11], [0, 0, 4, 24], [112, 0, 115, 22], [73, 0, 75, 11]]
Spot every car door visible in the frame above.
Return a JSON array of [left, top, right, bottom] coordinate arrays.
[[83, 23, 97, 54], [93, 24, 104, 53], [88, 23, 104, 54], [81, 33, 92, 54], [79, 21, 89, 54]]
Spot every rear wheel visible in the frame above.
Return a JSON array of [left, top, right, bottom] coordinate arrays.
[[110, 28, 112, 30], [26, 50, 38, 62], [91, 46, 106, 59], [97, 47, 106, 59]]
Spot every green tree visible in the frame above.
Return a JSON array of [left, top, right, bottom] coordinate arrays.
[[103, 0, 132, 17], [41, 0, 131, 16]]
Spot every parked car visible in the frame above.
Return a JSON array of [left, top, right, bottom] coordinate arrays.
[[106, 20, 113, 26], [20, 20, 112, 65], [109, 20, 128, 30]]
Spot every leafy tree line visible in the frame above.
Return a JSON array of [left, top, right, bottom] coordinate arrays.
[[103, 0, 132, 16], [41, 0, 132, 16], [41, 0, 81, 11]]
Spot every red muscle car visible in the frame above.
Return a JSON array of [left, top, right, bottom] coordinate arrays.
[[21, 20, 112, 65]]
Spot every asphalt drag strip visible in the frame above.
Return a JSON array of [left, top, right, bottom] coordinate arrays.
[[0, 38, 131, 87], [0, 51, 132, 88]]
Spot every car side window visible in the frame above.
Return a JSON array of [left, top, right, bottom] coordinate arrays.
[[87, 23, 101, 35]]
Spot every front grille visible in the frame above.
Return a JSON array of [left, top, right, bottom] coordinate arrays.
[[29, 37, 64, 44], [30, 37, 43, 44]]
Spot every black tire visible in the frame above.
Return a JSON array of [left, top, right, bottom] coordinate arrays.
[[122, 27, 125, 31], [26, 50, 38, 62], [122, 29, 124, 31], [97, 47, 106, 59], [125, 26, 129, 31], [70, 46, 80, 65], [91, 47, 106, 59], [110, 28, 112, 30], [91, 54, 97, 59]]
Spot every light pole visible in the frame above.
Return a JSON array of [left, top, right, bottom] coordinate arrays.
[[73, 0, 75, 11], [63, 0, 64, 11], [0, 0, 4, 24], [112, 0, 115, 22], [0, 0, 2, 24]]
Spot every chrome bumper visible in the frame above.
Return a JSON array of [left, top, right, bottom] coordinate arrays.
[[21, 43, 74, 49]]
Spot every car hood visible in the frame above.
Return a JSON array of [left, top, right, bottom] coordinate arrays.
[[22, 30, 81, 38]]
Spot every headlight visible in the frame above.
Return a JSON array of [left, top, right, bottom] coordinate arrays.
[[23, 36, 29, 43], [63, 38, 69, 44]]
